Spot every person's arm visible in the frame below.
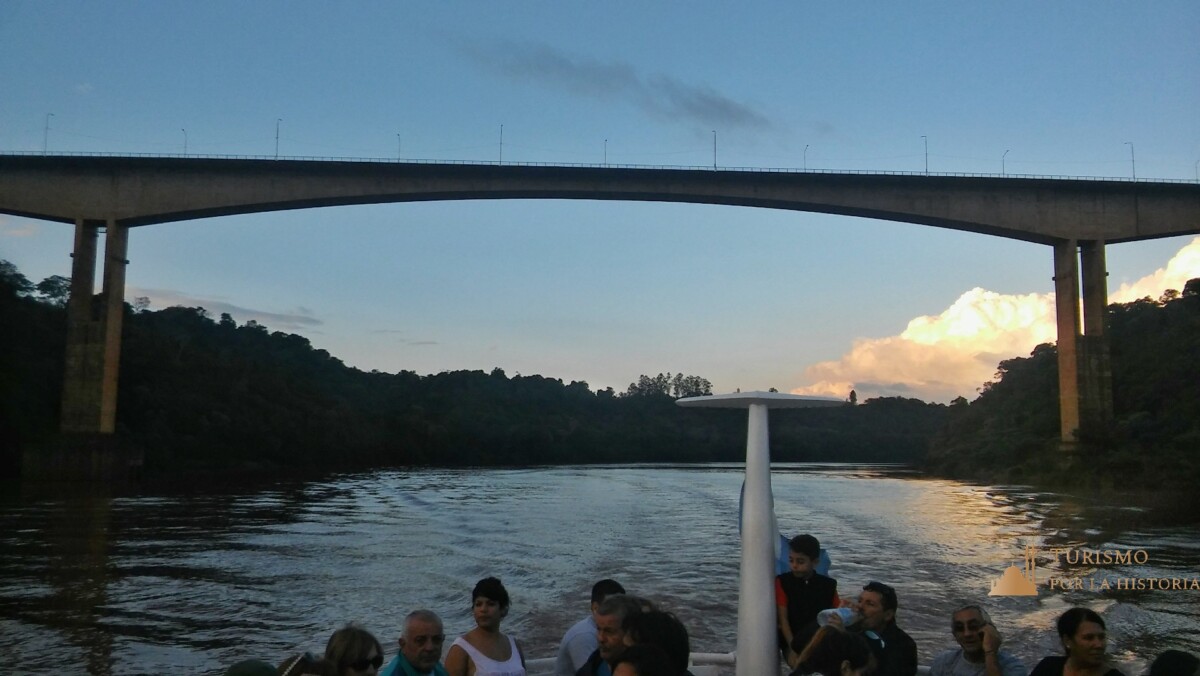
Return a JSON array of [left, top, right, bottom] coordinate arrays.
[[516, 638, 527, 669], [980, 624, 1011, 676], [774, 578, 796, 663], [445, 643, 471, 676]]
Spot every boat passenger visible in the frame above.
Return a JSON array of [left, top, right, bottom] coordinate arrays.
[[612, 644, 675, 676], [1029, 608, 1125, 676], [1148, 650, 1199, 676], [825, 581, 917, 676], [791, 625, 873, 676], [928, 605, 1027, 676], [775, 534, 839, 667], [445, 577, 527, 676], [381, 609, 449, 676], [325, 623, 385, 676], [576, 594, 646, 676], [622, 609, 692, 676], [556, 579, 627, 676], [279, 652, 339, 676]]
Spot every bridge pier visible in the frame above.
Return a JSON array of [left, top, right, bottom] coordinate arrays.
[[26, 218, 142, 481], [1052, 239, 1113, 448]]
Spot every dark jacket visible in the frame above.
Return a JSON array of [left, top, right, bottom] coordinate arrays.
[[860, 622, 918, 676], [576, 650, 610, 676]]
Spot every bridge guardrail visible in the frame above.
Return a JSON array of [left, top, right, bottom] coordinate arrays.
[[2, 150, 1195, 184]]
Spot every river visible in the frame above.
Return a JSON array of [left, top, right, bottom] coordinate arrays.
[[1, 464, 1197, 675]]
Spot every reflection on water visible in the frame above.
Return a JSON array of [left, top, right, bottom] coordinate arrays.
[[1, 464, 1197, 675]]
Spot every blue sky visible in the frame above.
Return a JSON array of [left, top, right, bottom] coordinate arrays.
[[2, 2, 1199, 401]]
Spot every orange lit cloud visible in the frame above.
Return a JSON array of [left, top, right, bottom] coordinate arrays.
[[792, 237, 1200, 403], [1111, 238, 1200, 303]]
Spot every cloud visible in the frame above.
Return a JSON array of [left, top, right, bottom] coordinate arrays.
[[129, 287, 322, 332], [464, 40, 771, 131], [791, 237, 1200, 403], [1111, 237, 1200, 303], [0, 217, 40, 237]]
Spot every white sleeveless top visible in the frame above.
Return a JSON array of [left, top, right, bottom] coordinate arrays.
[[451, 635, 526, 676]]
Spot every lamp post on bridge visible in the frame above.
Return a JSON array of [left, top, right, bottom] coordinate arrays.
[[804, 144, 809, 171], [43, 113, 54, 154], [922, 135, 928, 174], [1003, 149, 1009, 175], [275, 118, 282, 159], [713, 130, 717, 170], [1124, 141, 1135, 180], [182, 128, 187, 155], [397, 133, 401, 160]]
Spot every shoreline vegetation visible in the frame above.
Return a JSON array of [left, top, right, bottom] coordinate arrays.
[[2, 260, 1197, 495]]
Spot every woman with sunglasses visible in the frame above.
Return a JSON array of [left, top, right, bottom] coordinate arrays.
[[445, 577, 526, 676], [325, 623, 386, 676]]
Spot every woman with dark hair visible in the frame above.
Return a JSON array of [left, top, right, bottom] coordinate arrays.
[[1029, 608, 1124, 676], [622, 610, 692, 676], [324, 624, 385, 676], [1148, 650, 1199, 676], [792, 625, 874, 676], [445, 577, 526, 676], [613, 644, 675, 676]]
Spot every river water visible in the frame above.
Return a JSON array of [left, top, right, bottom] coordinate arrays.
[[1, 464, 1197, 676]]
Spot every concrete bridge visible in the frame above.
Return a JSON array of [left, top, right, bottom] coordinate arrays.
[[3, 154, 1199, 476]]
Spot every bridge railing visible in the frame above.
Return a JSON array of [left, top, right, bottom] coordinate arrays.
[[2, 150, 1196, 184]]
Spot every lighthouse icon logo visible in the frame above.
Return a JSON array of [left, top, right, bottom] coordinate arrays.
[[989, 544, 1039, 596]]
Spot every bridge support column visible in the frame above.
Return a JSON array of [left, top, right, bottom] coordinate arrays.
[[1079, 240, 1114, 434], [61, 219, 128, 433], [28, 219, 141, 481], [1052, 239, 1113, 448]]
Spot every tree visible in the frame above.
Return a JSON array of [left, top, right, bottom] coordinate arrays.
[[671, 373, 712, 398], [624, 373, 672, 397], [35, 275, 71, 306], [0, 260, 33, 297], [849, 389, 858, 405]]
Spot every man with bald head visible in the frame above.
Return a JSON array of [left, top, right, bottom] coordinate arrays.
[[381, 609, 449, 676]]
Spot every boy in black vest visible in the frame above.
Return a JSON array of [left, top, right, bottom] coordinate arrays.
[[774, 534, 838, 667]]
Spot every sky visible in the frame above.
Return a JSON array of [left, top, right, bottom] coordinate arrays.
[[1, 2, 1199, 402]]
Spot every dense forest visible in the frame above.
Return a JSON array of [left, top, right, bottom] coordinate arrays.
[[0, 260, 945, 479], [2, 260, 1196, 489], [925, 280, 1200, 490]]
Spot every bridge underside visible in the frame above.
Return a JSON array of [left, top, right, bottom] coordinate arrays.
[[3, 156, 1196, 478]]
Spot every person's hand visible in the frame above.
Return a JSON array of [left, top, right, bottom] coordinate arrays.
[[981, 622, 1003, 655], [786, 648, 801, 669], [825, 612, 845, 628]]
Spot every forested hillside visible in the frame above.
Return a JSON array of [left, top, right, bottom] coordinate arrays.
[[925, 280, 1200, 489], [6, 259, 1194, 488], [1, 261, 945, 478]]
